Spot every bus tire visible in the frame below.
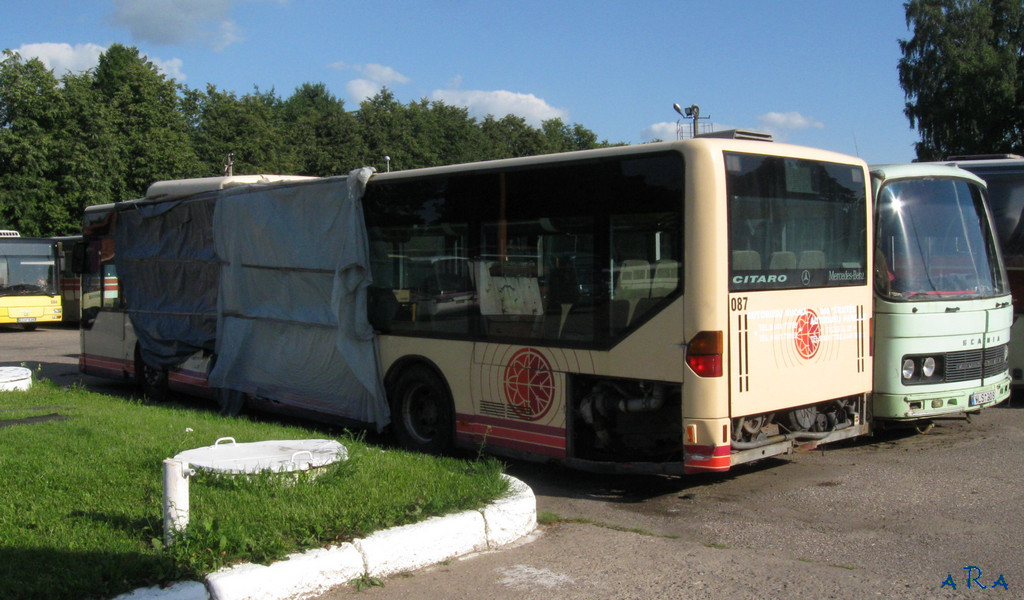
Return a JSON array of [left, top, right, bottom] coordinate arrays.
[[217, 388, 245, 417], [134, 346, 168, 403], [389, 365, 454, 454]]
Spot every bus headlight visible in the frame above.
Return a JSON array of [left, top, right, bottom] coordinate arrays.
[[901, 354, 945, 384], [902, 358, 916, 380]]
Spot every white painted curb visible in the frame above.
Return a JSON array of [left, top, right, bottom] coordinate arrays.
[[115, 474, 536, 600]]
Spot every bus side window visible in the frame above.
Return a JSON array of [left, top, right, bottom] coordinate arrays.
[[102, 263, 120, 308]]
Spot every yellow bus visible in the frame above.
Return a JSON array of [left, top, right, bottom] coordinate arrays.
[[0, 233, 62, 330], [77, 137, 873, 474]]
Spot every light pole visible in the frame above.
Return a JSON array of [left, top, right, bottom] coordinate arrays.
[[673, 103, 708, 139]]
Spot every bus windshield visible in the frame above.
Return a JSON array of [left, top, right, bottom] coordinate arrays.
[[0, 241, 57, 296], [875, 177, 1005, 300], [726, 152, 867, 291]]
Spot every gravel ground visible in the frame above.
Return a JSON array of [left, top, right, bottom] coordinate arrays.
[[4, 325, 1020, 599]]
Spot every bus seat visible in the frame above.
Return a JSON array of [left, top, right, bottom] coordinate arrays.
[[798, 251, 826, 269], [732, 250, 761, 270], [769, 251, 796, 270], [651, 258, 679, 297], [615, 259, 651, 324]]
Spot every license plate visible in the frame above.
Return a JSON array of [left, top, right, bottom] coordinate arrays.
[[16, 317, 36, 323], [970, 390, 996, 406]]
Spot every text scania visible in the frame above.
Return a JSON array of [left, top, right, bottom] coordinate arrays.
[[733, 274, 788, 284]]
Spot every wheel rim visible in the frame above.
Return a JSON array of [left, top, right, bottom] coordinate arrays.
[[143, 364, 163, 387]]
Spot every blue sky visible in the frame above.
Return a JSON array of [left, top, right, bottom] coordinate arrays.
[[4, 0, 920, 165]]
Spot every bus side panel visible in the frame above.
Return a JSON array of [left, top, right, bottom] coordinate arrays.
[[465, 343, 580, 458], [80, 309, 133, 380], [728, 287, 871, 418]]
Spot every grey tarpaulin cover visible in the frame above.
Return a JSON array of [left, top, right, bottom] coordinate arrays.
[[206, 168, 390, 430], [115, 193, 220, 368]]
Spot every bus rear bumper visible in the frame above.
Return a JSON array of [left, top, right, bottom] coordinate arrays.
[[720, 421, 871, 471]]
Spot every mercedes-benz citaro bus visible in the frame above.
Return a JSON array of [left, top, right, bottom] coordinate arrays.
[[77, 134, 873, 474], [870, 163, 1011, 431]]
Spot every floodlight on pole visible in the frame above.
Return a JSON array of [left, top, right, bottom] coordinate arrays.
[[672, 103, 708, 139]]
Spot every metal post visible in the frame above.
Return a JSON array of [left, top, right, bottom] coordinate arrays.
[[163, 458, 192, 546]]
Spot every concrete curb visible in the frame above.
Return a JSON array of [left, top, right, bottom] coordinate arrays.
[[115, 474, 536, 600]]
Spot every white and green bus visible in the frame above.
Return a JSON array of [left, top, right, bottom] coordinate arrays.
[[870, 163, 1011, 428]]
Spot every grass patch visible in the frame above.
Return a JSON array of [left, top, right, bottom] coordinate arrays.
[[0, 381, 508, 600]]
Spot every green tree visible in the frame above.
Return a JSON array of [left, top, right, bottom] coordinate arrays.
[[57, 71, 119, 228], [477, 114, 546, 160], [186, 84, 297, 176], [92, 44, 198, 199], [899, 0, 1024, 159], [282, 82, 364, 176], [355, 88, 417, 172], [0, 51, 66, 235]]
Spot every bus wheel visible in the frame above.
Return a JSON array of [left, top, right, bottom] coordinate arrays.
[[21, 324, 37, 332], [390, 366, 453, 454], [134, 347, 168, 403], [217, 388, 245, 417]]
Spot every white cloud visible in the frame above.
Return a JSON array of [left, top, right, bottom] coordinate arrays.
[[641, 121, 681, 142], [757, 111, 824, 134], [361, 64, 411, 85], [346, 78, 382, 103], [430, 89, 568, 126], [331, 62, 411, 103], [14, 43, 186, 82], [149, 56, 186, 81], [109, 0, 242, 50], [15, 43, 105, 76]]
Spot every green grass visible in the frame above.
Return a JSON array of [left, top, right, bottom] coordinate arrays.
[[0, 381, 509, 600]]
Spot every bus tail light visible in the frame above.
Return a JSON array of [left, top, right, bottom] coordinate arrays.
[[686, 330, 723, 377]]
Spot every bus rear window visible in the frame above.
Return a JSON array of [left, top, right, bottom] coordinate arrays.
[[726, 152, 866, 291]]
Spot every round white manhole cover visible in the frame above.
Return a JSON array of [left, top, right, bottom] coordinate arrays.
[[0, 367, 33, 392], [174, 437, 347, 474]]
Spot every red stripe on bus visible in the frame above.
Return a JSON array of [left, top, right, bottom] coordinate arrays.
[[168, 369, 209, 388], [683, 444, 731, 474], [80, 353, 132, 378], [456, 414, 566, 457]]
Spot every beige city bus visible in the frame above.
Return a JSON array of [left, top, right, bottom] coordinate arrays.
[[77, 136, 873, 474]]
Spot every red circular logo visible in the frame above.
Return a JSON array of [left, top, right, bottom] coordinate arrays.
[[794, 309, 821, 359], [503, 348, 555, 421]]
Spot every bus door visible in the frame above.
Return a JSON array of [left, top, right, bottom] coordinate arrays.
[[80, 237, 133, 379]]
